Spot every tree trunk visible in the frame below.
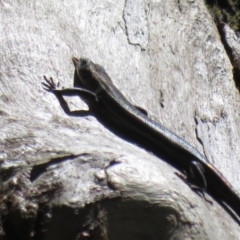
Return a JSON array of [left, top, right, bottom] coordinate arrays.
[[1, 0, 240, 239]]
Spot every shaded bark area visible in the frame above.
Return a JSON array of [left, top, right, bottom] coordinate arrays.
[[1, 0, 240, 239], [205, 0, 240, 30], [217, 22, 240, 91]]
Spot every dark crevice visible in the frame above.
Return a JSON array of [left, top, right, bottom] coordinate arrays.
[[30, 154, 84, 181]]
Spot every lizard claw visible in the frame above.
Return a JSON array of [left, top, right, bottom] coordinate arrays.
[[42, 76, 59, 92]]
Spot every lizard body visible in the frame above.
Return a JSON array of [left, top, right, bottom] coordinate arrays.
[[42, 57, 240, 222]]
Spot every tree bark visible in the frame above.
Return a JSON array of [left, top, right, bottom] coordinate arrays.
[[1, 0, 240, 239]]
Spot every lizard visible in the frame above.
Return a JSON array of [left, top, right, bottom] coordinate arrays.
[[42, 57, 240, 222]]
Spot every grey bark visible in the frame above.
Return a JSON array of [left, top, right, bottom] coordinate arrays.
[[1, 0, 240, 239]]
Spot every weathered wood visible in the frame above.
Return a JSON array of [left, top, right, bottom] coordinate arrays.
[[1, 0, 240, 239]]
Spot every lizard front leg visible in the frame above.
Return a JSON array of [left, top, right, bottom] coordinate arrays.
[[42, 76, 98, 116]]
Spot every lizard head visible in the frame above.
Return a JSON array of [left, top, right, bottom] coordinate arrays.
[[72, 57, 113, 93]]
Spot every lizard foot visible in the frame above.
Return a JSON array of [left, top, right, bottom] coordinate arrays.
[[42, 76, 60, 92]]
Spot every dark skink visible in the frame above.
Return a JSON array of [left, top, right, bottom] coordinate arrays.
[[42, 57, 240, 222]]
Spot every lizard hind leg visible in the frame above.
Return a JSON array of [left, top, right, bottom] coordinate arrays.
[[188, 161, 213, 204], [175, 161, 213, 204]]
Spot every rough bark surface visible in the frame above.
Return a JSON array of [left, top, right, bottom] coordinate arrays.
[[1, 0, 240, 239]]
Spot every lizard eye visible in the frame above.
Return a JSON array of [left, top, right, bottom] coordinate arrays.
[[79, 58, 88, 67]]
